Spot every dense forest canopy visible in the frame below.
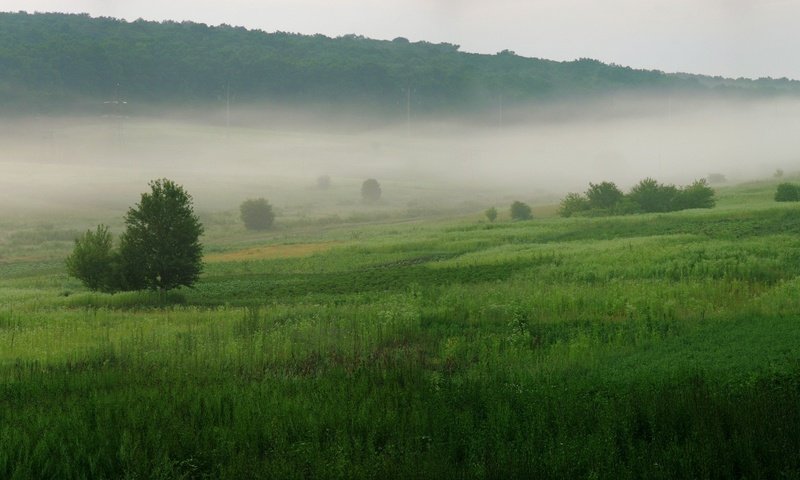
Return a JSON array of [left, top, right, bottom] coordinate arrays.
[[1, 11, 799, 115]]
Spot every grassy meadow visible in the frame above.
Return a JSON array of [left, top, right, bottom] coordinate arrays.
[[2, 178, 800, 478]]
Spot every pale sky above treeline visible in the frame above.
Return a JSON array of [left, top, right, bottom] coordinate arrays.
[[2, 0, 798, 80]]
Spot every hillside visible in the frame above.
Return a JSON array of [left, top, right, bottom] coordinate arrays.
[[2, 11, 800, 115], [3, 178, 800, 477]]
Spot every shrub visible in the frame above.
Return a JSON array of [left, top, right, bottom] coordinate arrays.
[[775, 183, 800, 202], [558, 193, 590, 217], [240, 198, 275, 230], [65, 225, 118, 293], [674, 179, 716, 209], [614, 196, 643, 215], [586, 181, 623, 210], [361, 179, 381, 203], [510, 201, 533, 221], [627, 178, 678, 213]]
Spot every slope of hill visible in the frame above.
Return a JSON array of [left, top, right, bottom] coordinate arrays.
[[1, 11, 799, 115]]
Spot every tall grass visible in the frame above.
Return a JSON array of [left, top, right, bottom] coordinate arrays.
[[2, 189, 800, 478]]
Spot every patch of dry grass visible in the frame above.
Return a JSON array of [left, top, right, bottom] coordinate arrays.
[[205, 242, 338, 263]]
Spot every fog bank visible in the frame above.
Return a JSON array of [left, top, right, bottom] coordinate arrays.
[[1, 96, 798, 217]]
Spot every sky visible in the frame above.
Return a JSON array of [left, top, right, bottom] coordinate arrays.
[[1, 0, 799, 80]]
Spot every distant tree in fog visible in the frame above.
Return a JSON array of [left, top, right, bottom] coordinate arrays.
[[706, 173, 727, 184], [485, 207, 498, 223], [510, 201, 533, 221], [240, 198, 275, 230], [317, 175, 331, 190], [361, 179, 381, 203]]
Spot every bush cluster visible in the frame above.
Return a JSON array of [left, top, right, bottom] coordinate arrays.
[[559, 178, 715, 217], [774, 183, 800, 202], [66, 179, 204, 293]]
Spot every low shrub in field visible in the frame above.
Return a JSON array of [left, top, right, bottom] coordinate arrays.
[[774, 182, 800, 202], [65, 225, 118, 293]]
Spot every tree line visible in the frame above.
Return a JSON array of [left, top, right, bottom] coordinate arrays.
[[2, 12, 799, 114], [559, 178, 716, 217]]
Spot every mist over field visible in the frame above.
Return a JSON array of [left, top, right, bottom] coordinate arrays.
[[1, 95, 799, 218], [6, 6, 800, 478]]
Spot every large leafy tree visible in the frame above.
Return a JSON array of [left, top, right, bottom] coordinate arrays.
[[118, 179, 204, 291]]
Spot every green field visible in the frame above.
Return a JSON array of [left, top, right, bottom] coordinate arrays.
[[2, 179, 800, 479]]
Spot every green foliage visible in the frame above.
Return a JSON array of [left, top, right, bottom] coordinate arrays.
[[239, 198, 275, 230], [485, 206, 498, 222], [673, 178, 716, 210], [774, 182, 800, 202], [627, 177, 678, 212], [119, 179, 204, 291], [612, 196, 643, 215], [562, 178, 716, 218], [361, 178, 381, 203], [65, 225, 118, 293], [7, 180, 800, 478], [1, 12, 798, 114], [558, 192, 590, 217], [586, 181, 624, 210], [510, 201, 533, 220]]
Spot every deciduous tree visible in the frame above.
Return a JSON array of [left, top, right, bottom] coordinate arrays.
[[118, 179, 204, 292]]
